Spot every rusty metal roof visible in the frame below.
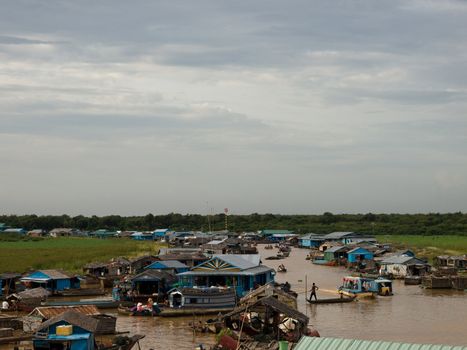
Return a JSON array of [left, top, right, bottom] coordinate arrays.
[[294, 337, 467, 350], [29, 305, 101, 319]]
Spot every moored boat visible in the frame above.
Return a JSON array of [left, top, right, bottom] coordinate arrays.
[[277, 264, 287, 273], [339, 276, 393, 298], [306, 296, 355, 304], [42, 298, 122, 309]]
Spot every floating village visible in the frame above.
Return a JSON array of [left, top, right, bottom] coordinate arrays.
[[1, 227, 466, 350]]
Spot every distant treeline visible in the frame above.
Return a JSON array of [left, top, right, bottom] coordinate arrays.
[[1, 212, 467, 236]]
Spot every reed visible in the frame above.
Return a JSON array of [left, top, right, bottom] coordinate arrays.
[[0, 237, 163, 274], [377, 235, 467, 261]]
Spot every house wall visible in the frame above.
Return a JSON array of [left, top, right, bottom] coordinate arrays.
[[348, 250, 374, 263], [381, 263, 408, 277]]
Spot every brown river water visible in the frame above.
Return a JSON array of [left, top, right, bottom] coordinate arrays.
[[4, 245, 466, 349]]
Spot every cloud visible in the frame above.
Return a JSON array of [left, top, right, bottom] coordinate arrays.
[[0, 0, 467, 214]]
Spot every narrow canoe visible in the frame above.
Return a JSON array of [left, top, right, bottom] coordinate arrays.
[[306, 296, 355, 304]]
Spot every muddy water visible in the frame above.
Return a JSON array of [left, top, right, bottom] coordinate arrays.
[[261, 245, 467, 346], [113, 245, 466, 349], [5, 246, 466, 349]]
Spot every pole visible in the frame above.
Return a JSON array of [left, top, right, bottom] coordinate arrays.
[[305, 274, 308, 318]]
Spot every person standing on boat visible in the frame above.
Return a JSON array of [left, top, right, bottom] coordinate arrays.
[[310, 283, 319, 301]]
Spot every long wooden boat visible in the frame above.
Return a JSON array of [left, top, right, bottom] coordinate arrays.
[[118, 304, 233, 317], [56, 288, 106, 297], [42, 298, 120, 309], [306, 296, 355, 304], [158, 306, 234, 317]]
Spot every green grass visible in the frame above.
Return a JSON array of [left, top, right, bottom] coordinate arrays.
[[377, 235, 467, 261], [0, 237, 164, 274]]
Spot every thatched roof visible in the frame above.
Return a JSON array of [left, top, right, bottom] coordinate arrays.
[[37, 310, 99, 333], [224, 296, 309, 325], [239, 283, 296, 305], [10, 287, 50, 300]]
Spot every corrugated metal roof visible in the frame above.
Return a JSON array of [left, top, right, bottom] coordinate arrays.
[[299, 233, 325, 240], [324, 245, 349, 253], [30, 305, 101, 319], [178, 265, 273, 277], [212, 254, 261, 270], [380, 255, 426, 265], [323, 232, 355, 239], [294, 337, 467, 350], [261, 230, 293, 234]]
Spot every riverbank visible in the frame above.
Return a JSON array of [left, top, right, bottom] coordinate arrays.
[[376, 235, 467, 262], [0, 237, 163, 274]]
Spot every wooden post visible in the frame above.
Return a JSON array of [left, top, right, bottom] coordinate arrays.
[[305, 274, 308, 319]]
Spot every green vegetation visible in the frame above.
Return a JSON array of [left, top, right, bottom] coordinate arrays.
[[1, 212, 467, 235], [0, 237, 162, 274], [377, 235, 467, 261]]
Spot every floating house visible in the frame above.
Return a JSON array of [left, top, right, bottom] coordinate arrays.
[[434, 255, 467, 271], [130, 270, 177, 297], [130, 231, 154, 240], [7, 287, 50, 312], [379, 255, 430, 278], [157, 248, 209, 268], [33, 310, 99, 350], [1, 228, 26, 234], [21, 270, 80, 293], [84, 257, 130, 279], [298, 233, 325, 248], [153, 228, 170, 240], [0, 273, 21, 296], [168, 287, 236, 309], [30, 306, 116, 335], [223, 296, 310, 343], [177, 254, 275, 297], [268, 233, 299, 242], [323, 232, 376, 245], [49, 228, 80, 237], [293, 337, 467, 350], [259, 229, 294, 239], [146, 260, 189, 274], [323, 246, 350, 262], [129, 255, 157, 274], [28, 229, 47, 237], [88, 229, 118, 239], [347, 247, 374, 264]]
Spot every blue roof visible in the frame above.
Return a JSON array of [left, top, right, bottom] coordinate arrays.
[[347, 247, 373, 255], [47, 334, 91, 341], [147, 260, 188, 269], [294, 337, 466, 350]]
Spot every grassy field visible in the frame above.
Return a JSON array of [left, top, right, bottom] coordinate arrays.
[[0, 237, 164, 274], [377, 235, 467, 261]]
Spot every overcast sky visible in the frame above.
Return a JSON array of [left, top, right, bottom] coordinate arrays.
[[1, 0, 467, 216]]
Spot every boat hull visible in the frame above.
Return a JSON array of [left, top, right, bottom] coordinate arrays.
[[306, 296, 355, 304]]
